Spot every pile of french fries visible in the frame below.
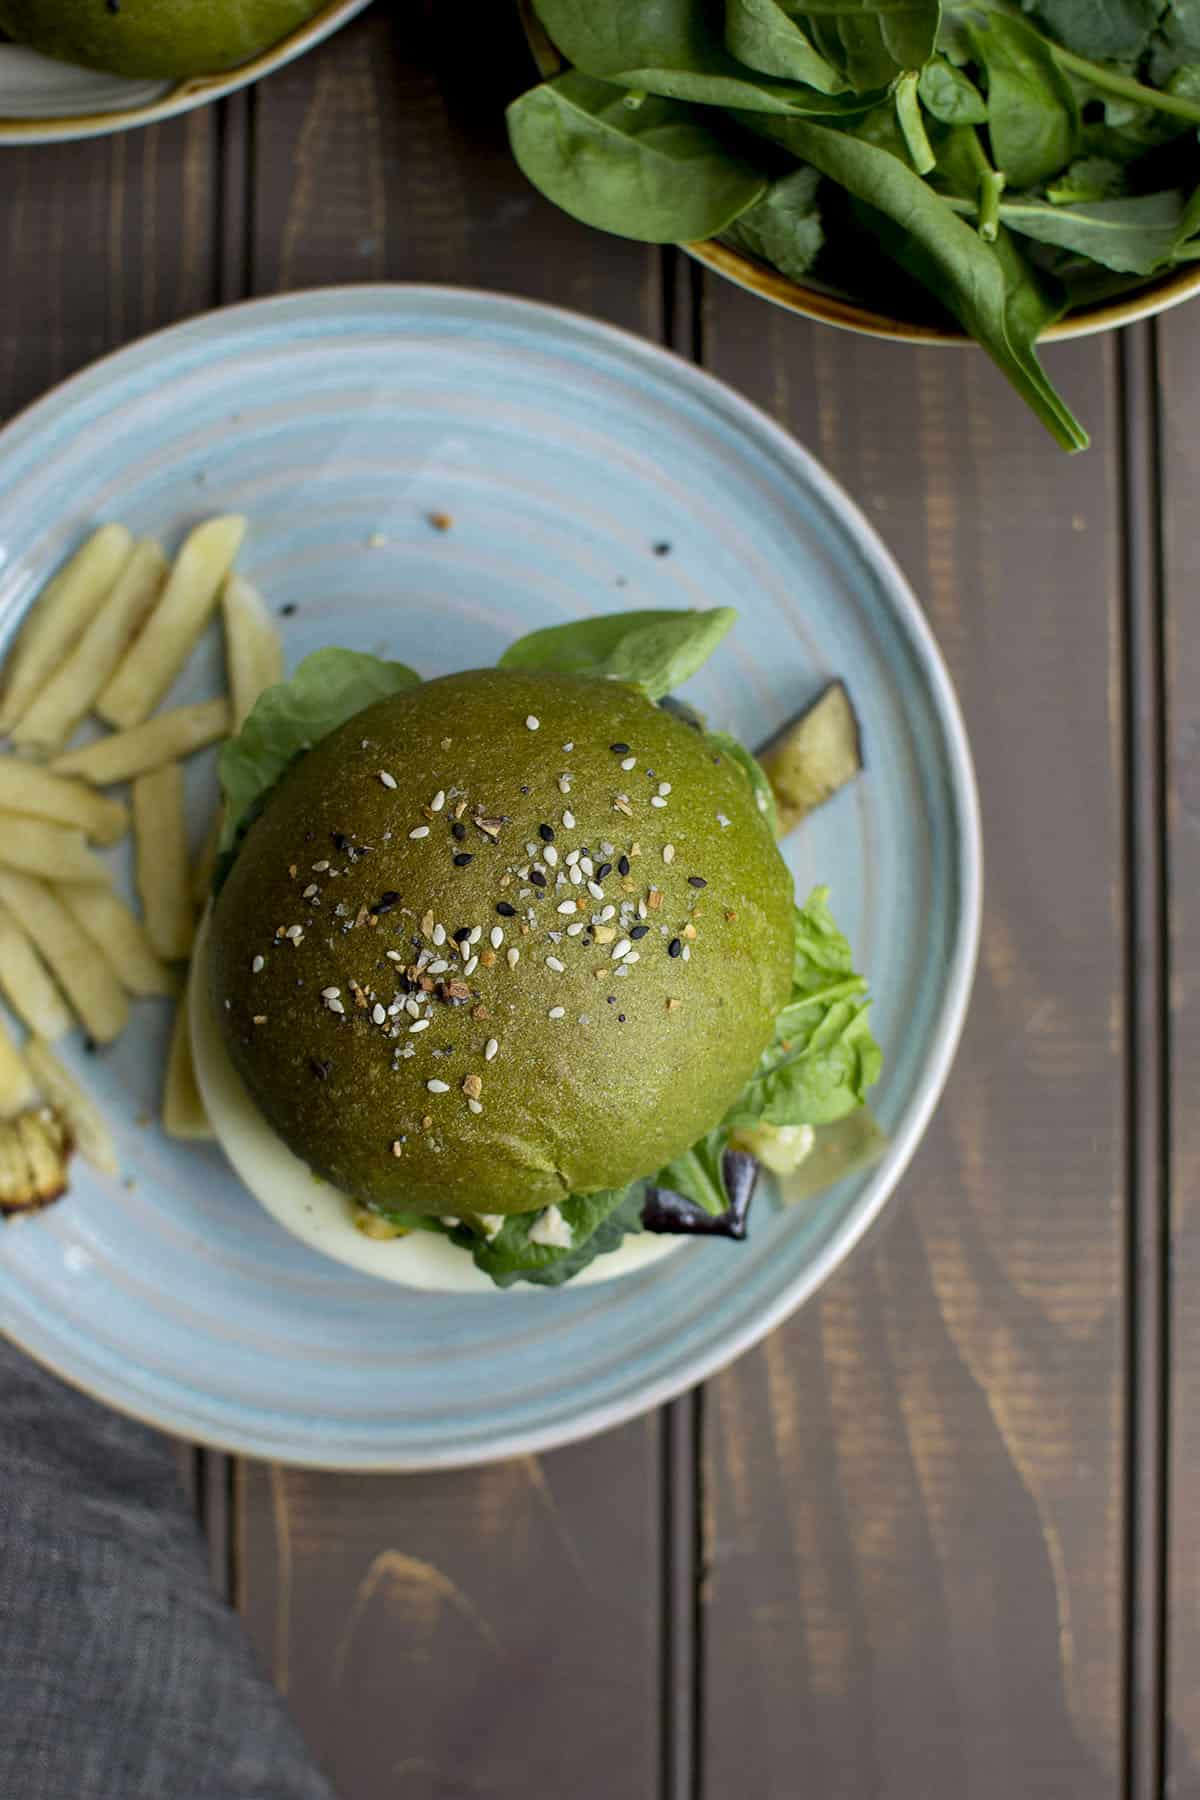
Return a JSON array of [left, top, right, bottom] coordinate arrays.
[[0, 516, 284, 1210]]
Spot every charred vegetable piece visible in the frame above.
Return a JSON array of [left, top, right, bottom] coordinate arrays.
[[642, 1148, 760, 1240], [0, 1106, 73, 1216], [756, 680, 862, 837]]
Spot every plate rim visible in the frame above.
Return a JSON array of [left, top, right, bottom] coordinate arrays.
[[0, 0, 374, 144], [0, 283, 982, 1468]]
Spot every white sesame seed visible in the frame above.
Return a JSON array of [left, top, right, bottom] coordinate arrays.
[[682, 944, 691, 960], [638, 898, 648, 918], [303, 883, 319, 898], [658, 781, 672, 796], [406, 997, 421, 1017], [555, 900, 575, 915], [525, 715, 540, 731], [612, 938, 632, 960], [467, 1097, 484, 1115], [621, 755, 636, 771], [430, 789, 446, 811], [378, 770, 397, 789], [409, 1019, 430, 1033], [546, 955, 565, 972], [372, 1003, 386, 1025], [624, 951, 640, 964], [717, 811, 731, 828], [581, 857, 595, 877], [587, 880, 605, 901], [464, 955, 479, 976], [312, 860, 330, 872], [565, 848, 580, 867], [386, 950, 404, 963], [651, 795, 668, 808], [570, 864, 583, 886], [321, 986, 340, 1000], [614, 962, 631, 977], [525, 842, 539, 859], [663, 844, 676, 863], [285, 924, 303, 940], [432, 923, 446, 945], [468, 925, 482, 945], [600, 905, 616, 922], [252, 955, 265, 973], [427, 959, 449, 975], [409, 825, 430, 839], [562, 810, 576, 829], [491, 926, 504, 949], [567, 922, 586, 937], [507, 946, 520, 968], [427, 1079, 450, 1093], [485, 1037, 499, 1061], [562, 741, 574, 752], [544, 844, 559, 867], [559, 774, 572, 794], [548, 1006, 566, 1019], [327, 998, 345, 1014]]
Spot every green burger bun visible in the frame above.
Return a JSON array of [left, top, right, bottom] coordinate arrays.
[[209, 668, 794, 1220]]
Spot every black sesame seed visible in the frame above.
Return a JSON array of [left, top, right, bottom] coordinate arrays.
[[653, 541, 672, 557], [332, 831, 351, 851], [496, 902, 517, 917], [668, 938, 683, 958], [280, 602, 298, 616], [618, 855, 631, 876], [529, 869, 547, 888], [610, 742, 630, 755], [618, 1013, 626, 1022], [607, 995, 617, 1004], [451, 821, 467, 841], [520, 784, 531, 795], [596, 861, 613, 879], [688, 876, 708, 889], [372, 891, 401, 914], [454, 926, 472, 942], [538, 823, 555, 843], [630, 924, 650, 940], [453, 852, 474, 867]]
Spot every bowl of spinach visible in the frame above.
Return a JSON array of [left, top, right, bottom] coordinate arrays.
[[508, 1, 1200, 452]]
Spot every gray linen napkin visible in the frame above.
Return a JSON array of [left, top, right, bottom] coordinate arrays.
[[0, 1339, 334, 1800]]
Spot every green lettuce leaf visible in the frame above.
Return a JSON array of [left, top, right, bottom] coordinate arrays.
[[453, 1187, 644, 1288], [216, 649, 421, 860], [707, 729, 779, 834], [654, 1127, 731, 1215], [498, 606, 736, 699]]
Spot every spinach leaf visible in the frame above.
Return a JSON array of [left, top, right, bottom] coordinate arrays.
[[456, 1186, 643, 1287], [1026, 0, 1160, 62], [918, 53, 988, 122], [722, 163, 826, 277], [1045, 154, 1129, 202], [506, 73, 769, 242], [532, 0, 885, 113], [725, 0, 848, 91], [707, 729, 780, 832], [801, 0, 942, 91], [993, 188, 1187, 274], [740, 113, 1088, 448], [963, 9, 1080, 188], [217, 649, 420, 859], [499, 605, 737, 697], [655, 1129, 732, 1215]]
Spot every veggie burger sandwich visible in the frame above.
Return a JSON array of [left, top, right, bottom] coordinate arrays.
[[197, 606, 880, 1290]]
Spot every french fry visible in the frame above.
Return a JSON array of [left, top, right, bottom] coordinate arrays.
[[162, 993, 212, 1140], [24, 1036, 119, 1176], [10, 539, 168, 753], [56, 883, 176, 999], [0, 759, 128, 845], [95, 516, 246, 729], [50, 699, 230, 786], [133, 763, 193, 961], [0, 1015, 36, 1118], [0, 868, 128, 1043], [190, 808, 222, 907], [0, 524, 134, 734], [0, 817, 110, 885], [0, 901, 72, 1040], [222, 572, 283, 728]]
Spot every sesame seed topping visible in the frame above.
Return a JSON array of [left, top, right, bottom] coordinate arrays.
[[566, 922, 585, 936], [430, 790, 446, 811], [600, 905, 616, 921], [569, 864, 583, 886], [611, 938, 632, 960], [409, 825, 430, 840], [624, 951, 640, 964], [302, 883, 319, 898], [525, 715, 540, 731], [669, 938, 683, 958], [688, 875, 708, 889], [467, 1097, 484, 1115], [557, 900, 577, 915], [544, 844, 559, 867], [409, 1019, 430, 1033], [662, 844, 676, 864], [529, 869, 547, 888], [621, 755, 636, 772], [538, 823, 555, 843], [565, 849, 580, 867], [586, 880, 605, 901], [490, 926, 504, 949], [427, 959, 449, 975], [451, 821, 467, 841], [651, 795, 668, 808], [507, 947, 520, 967], [427, 1079, 450, 1093], [559, 774, 572, 793], [596, 862, 613, 879], [312, 860, 330, 872], [432, 923, 446, 946], [563, 810, 576, 829], [630, 925, 650, 940], [546, 956, 565, 972], [617, 855, 630, 877], [682, 944, 691, 961], [610, 742, 630, 754], [285, 924, 304, 940], [485, 1037, 499, 1061], [386, 949, 404, 963], [548, 1006, 566, 1019], [496, 902, 517, 917], [453, 852, 474, 867], [327, 997, 346, 1014], [463, 955, 479, 976], [372, 1003, 386, 1025], [252, 955, 265, 973], [378, 770, 397, 789]]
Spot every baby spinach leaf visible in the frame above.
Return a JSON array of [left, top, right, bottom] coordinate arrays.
[[217, 650, 420, 859], [800, 0, 942, 91], [725, 0, 848, 92], [458, 1186, 643, 1287], [918, 53, 988, 122], [707, 729, 780, 832], [506, 73, 768, 242], [964, 9, 1080, 188], [533, 0, 885, 113], [994, 187, 1187, 273], [1045, 154, 1128, 202], [499, 605, 737, 698], [1026, 0, 1160, 62], [722, 163, 826, 277], [655, 1130, 733, 1215], [740, 113, 1088, 448]]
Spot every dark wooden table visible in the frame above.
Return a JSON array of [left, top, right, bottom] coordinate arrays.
[[4, 6, 1196, 1797]]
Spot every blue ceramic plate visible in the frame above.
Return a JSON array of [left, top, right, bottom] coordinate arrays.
[[0, 287, 980, 1468]]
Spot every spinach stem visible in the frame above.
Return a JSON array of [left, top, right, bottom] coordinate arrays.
[[963, 128, 1006, 242], [1050, 42, 1200, 124], [894, 72, 936, 175]]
